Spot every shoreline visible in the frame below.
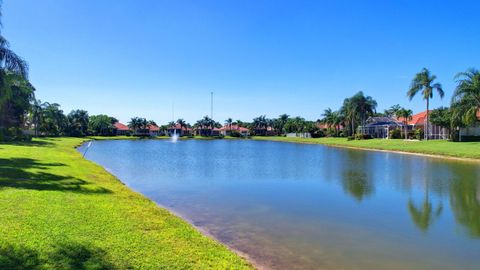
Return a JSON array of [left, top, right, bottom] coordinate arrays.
[[78, 140, 260, 269], [250, 136, 480, 163]]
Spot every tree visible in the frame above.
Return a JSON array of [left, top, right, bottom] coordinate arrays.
[[225, 118, 233, 131], [397, 108, 413, 139], [66, 109, 89, 137], [429, 107, 451, 135], [407, 68, 444, 140], [0, 73, 35, 129], [384, 104, 402, 118], [40, 103, 67, 136], [0, 3, 30, 135], [276, 114, 289, 135], [177, 119, 186, 129], [89, 114, 117, 136], [30, 99, 46, 136], [340, 91, 377, 136], [451, 68, 480, 126], [128, 117, 147, 135]]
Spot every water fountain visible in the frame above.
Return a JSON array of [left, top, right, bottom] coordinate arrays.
[[171, 128, 179, 143]]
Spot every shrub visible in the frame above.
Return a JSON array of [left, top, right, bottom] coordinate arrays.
[[0, 127, 32, 142], [347, 136, 355, 141], [414, 128, 424, 140], [355, 134, 372, 140], [389, 128, 402, 139], [230, 131, 241, 137]]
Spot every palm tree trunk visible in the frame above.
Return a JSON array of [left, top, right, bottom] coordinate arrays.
[[425, 98, 429, 141]]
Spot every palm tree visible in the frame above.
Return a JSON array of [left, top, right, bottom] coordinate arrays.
[[277, 114, 289, 135], [397, 108, 413, 139], [407, 68, 444, 140], [451, 68, 480, 126], [225, 118, 233, 133], [322, 108, 334, 128], [30, 99, 46, 136], [384, 104, 402, 118]]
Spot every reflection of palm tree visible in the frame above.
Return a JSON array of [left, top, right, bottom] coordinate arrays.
[[407, 196, 443, 233], [450, 176, 480, 238], [342, 171, 374, 202]]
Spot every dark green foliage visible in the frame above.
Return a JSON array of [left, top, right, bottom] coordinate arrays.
[[414, 128, 424, 140], [389, 128, 402, 139], [355, 134, 372, 140], [89, 114, 118, 136]]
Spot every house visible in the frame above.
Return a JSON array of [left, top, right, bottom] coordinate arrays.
[[286, 132, 311, 138], [114, 122, 130, 136], [167, 124, 192, 137], [219, 124, 250, 137], [459, 110, 480, 141], [359, 117, 406, 139], [397, 110, 448, 140], [147, 124, 161, 136], [253, 126, 277, 136], [194, 127, 221, 136]]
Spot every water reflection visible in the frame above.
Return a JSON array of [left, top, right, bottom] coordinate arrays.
[[450, 176, 480, 238], [80, 140, 480, 269]]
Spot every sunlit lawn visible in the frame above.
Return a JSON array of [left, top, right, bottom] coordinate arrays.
[[253, 136, 480, 159], [0, 137, 251, 269]]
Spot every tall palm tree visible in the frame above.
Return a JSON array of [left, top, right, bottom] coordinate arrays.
[[30, 99, 45, 136], [397, 108, 413, 139], [225, 118, 233, 132], [451, 68, 480, 126], [322, 108, 334, 128], [407, 68, 444, 140], [277, 114, 289, 135]]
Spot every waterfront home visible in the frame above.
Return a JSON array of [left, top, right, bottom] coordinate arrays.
[[194, 126, 221, 136], [167, 124, 192, 137], [358, 117, 406, 139], [147, 124, 161, 136], [114, 122, 130, 136], [253, 126, 277, 136], [398, 110, 448, 140], [286, 132, 312, 138], [219, 124, 250, 136]]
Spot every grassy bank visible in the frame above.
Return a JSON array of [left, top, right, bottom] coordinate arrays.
[[0, 137, 251, 269], [252, 136, 480, 160]]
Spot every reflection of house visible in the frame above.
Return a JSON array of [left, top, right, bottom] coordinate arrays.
[[167, 124, 192, 137], [398, 110, 448, 140], [114, 122, 130, 135], [359, 117, 406, 139], [219, 125, 250, 136]]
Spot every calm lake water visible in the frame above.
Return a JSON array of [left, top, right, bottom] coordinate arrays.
[[79, 139, 480, 270]]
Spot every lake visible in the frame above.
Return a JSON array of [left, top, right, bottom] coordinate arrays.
[[79, 139, 480, 269]]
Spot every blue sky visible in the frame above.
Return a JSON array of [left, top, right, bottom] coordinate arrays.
[[3, 0, 480, 124]]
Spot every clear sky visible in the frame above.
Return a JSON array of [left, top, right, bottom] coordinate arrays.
[[3, 0, 480, 124]]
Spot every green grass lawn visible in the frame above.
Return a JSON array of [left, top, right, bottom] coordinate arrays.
[[0, 137, 251, 269], [252, 136, 480, 160]]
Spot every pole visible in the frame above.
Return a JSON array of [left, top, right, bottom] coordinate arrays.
[[211, 92, 213, 119]]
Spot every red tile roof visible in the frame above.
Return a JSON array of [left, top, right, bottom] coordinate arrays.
[[114, 122, 130, 131], [397, 110, 430, 126], [147, 124, 160, 131], [219, 125, 249, 132], [169, 123, 192, 131]]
